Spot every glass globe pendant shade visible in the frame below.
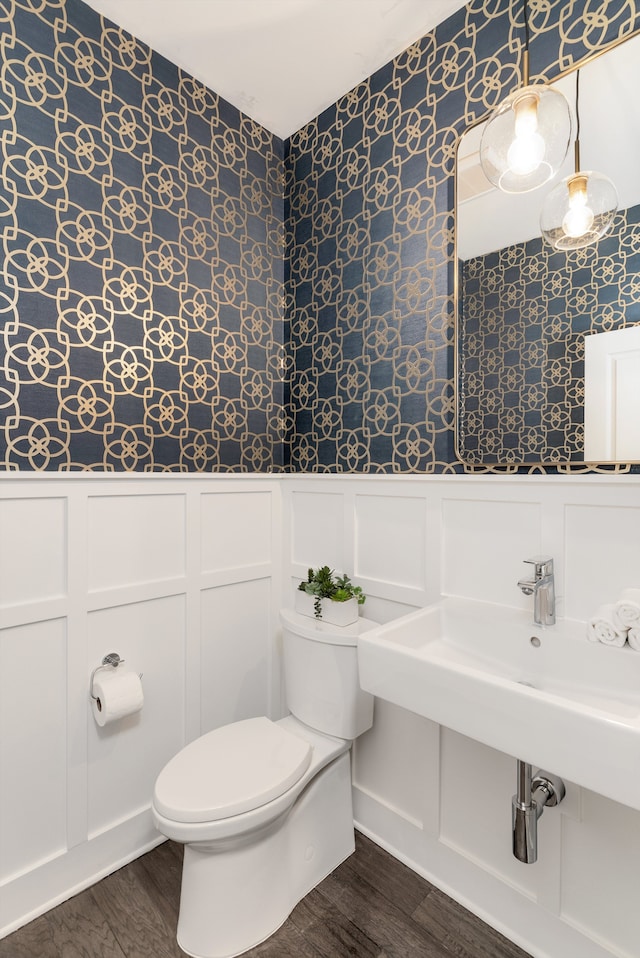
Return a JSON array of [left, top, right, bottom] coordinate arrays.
[[479, 83, 573, 193], [540, 169, 618, 250]]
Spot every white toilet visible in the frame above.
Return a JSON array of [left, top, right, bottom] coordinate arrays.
[[151, 606, 378, 958]]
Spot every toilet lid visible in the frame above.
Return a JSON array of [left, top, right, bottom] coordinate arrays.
[[153, 717, 312, 823]]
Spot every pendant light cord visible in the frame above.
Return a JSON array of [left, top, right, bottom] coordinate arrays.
[[574, 70, 581, 171], [523, 0, 530, 85]]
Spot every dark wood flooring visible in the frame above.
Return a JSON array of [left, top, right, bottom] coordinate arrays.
[[0, 832, 532, 958]]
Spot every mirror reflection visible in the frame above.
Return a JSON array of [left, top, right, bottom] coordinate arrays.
[[455, 34, 640, 466]]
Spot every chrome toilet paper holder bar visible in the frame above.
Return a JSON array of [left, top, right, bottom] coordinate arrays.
[[90, 652, 125, 700]]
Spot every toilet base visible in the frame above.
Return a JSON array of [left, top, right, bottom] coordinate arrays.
[[176, 751, 354, 958]]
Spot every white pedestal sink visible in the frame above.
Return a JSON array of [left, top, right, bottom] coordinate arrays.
[[357, 597, 640, 809]]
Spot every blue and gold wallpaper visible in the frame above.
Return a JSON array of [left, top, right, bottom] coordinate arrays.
[[459, 203, 640, 464], [286, 0, 640, 473], [2, 0, 639, 473], [0, 0, 284, 471]]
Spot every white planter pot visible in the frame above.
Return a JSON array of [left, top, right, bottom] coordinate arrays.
[[294, 591, 359, 626]]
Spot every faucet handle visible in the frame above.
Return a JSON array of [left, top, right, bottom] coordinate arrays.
[[523, 556, 553, 578]]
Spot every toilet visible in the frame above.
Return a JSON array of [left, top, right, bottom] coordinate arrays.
[[151, 606, 378, 958]]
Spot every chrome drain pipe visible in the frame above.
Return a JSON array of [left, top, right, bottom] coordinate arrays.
[[512, 761, 565, 863]]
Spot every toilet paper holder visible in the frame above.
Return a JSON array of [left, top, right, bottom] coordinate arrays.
[[90, 652, 141, 700]]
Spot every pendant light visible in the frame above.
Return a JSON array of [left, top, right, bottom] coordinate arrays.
[[540, 71, 618, 251], [479, 0, 572, 194]]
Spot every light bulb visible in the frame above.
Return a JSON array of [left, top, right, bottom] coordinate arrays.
[[513, 92, 539, 136], [561, 175, 594, 238], [507, 93, 544, 174], [507, 129, 545, 175]]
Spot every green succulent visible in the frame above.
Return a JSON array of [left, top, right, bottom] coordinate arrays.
[[298, 566, 367, 619]]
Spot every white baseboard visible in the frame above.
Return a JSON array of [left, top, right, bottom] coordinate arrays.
[[0, 808, 163, 939], [353, 786, 618, 958]]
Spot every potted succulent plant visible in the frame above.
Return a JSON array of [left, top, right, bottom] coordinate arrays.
[[296, 566, 366, 625]]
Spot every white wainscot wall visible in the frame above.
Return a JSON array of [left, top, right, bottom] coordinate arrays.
[[2, 472, 640, 958], [0, 475, 283, 936], [283, 475, 640, 958]]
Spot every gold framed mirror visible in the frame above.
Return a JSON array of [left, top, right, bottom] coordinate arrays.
[[455, 32, 640, 467]]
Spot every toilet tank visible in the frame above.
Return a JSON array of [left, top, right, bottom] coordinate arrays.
[[279, 608, 378, 740]]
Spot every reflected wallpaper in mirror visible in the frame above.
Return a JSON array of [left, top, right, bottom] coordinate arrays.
[[456, 34, 640, 466]]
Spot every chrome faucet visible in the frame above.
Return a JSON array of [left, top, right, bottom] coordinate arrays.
[[517, 556, 555, 626]]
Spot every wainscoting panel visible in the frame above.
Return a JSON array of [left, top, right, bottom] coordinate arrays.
[[564, 500, 640, 620], [290, 489, 347, 573], [0, 475, 280, 938], [86, 494, 187, 592], [0, 497, 67, 607], [200, 577, 272, 733], [354, 493, 427, 591], [352, 700, 437, 830], [200, 491, 273, 573], [0, 618, 68, 884], [560, 790, 640, 956], [441, 495, 542, 607], [438, 728, 535, 900], [86, 594, 187, 838]]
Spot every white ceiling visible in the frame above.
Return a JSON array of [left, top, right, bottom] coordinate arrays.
[[83, 0, 468, 138]]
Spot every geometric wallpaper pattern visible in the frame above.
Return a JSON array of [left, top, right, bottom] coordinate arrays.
[[1, 0, 639, 473], [286, 0, 640, 473], [1, 0, 284, 471], [459, 203, 640, 465]]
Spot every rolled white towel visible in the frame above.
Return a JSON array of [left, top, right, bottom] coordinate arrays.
[[587, 604, 628, 647], [628, 627, 640, 652], [613, 588, 640, 631]]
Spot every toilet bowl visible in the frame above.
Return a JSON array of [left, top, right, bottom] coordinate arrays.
[[151, 607, 378, 958]]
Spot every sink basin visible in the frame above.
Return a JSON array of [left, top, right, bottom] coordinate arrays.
[[357, 597, 640, 809]]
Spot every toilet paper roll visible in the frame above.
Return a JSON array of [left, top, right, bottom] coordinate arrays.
[[92, 669, 144, 727]]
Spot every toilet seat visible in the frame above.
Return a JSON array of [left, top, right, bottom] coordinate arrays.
[[153, 716, 312, 823]]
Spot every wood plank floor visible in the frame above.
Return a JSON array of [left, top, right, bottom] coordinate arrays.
[[0, 832, 532, 958]]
